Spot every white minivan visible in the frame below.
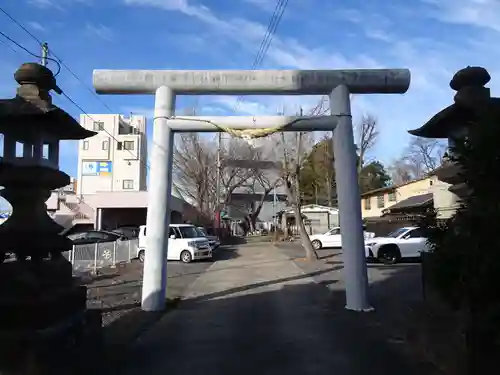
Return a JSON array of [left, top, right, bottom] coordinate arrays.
[[137, 224, 212, 263]]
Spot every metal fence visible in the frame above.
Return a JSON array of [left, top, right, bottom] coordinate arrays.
[[63, 239, 139, 274]]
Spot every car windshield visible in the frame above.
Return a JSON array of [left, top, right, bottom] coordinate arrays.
[[326, 228, 340, 235], [387, 228, 410, 238], [68, 233, 84, 240], [195, 228, 207, 237], [177, 226, 200, 239]]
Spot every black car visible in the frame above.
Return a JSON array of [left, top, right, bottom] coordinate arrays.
[[112, 226, 140, 240], [67, 230, 124, 245]]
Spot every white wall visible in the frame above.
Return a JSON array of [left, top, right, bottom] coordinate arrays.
[[431, 179, 461, 219], [77, 114, 147, 195]]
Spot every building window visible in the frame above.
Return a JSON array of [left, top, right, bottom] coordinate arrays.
[[123, 141, 135, 150], [363, 198, 371, 210], [93, 121, 104, 131], [377, 195, 385, 208], [102, 140, 109, 150], [388, 191, 396, 202], [122, 179, 134, 190], [117, 141, 123, 150], [83, 140, 89, 150], [429, 180, 434, 186]]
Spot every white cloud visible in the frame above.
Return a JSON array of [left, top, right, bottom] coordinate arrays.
[[423, 0, 500, 33], [84, 23, 115, 42], [28, 0, 62, 9], [28, 0, 92, 10], [122, 0, 500, 165], [243, 0, 275, 12], [27, 21, 46, 32]]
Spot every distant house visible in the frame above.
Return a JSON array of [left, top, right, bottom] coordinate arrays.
[[279, 204, 339, 235], [381, 193, 434, 216], [226, 162, 287, 225], [360, 176, 438, 219]]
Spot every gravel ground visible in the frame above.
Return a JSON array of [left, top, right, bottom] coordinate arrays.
[[85, 255, 215, 326]]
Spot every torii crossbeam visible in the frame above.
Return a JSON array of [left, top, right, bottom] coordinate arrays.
[[93, 68, 411, 312]]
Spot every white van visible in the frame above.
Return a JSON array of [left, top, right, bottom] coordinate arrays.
[[137, 224, 212, 263]]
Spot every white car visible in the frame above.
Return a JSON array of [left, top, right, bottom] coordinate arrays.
[[137, 224, 212, 263], [364, 226, 429, 264], [310, 227, 375, 250]]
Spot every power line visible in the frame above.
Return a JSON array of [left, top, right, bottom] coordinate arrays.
[[250, 0, 285, 69], [0, 7, 43, 45], [0, 6, 116, 112], [232, 0, 289, 114], [61, 91, 152, 170], [0, 8, 150, 172], [0, 36, 18, 54], [0, 34, 148, 170], [0, 6, 145, 165], [0, 30, 61, 75], [253, 0, 288, 69]]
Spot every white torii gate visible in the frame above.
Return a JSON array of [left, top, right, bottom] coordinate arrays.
[[93, 68, 411, 312]]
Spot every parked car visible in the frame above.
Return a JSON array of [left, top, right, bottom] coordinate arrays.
[[364, 226, 429, 264], [137, 224, 212, 263], [112, 226, 140, 239], [196, 226, 220, 250], [67, 230, 125, 245], [309, 227, 375, 250]]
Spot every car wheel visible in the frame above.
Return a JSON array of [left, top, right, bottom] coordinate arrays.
[[180, 250, 192, 264], [311, 240, 322, 250], [138, 250, 145, 263], [378, 245, 401, 265]]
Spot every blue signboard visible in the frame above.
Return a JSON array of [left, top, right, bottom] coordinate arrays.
[[82, 161, 112, 176], [97, 161, 112, 175]]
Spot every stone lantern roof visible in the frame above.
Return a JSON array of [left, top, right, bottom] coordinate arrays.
[[0, 63, 96, 141], [408, 66, 497, 138]]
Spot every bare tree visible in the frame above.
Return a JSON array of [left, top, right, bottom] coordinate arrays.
[[388, 137, 446, 183], [387, 159, 414, 185], [277, 102, 328, 260], [173, 133, 217, 217], [355, 114, 379, 173], [219, 137, 260, 207], [280, 131, 317, 260], [402, 137, 445, 179], [242, 167, 282, 233], [405, 137, 445, 174]]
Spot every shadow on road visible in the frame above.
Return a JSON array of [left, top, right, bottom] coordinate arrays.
[[182, 265, 343, 305], [119, 264, 437, 375], [212, 246, 240, 261], [91, 244, 440, 375]]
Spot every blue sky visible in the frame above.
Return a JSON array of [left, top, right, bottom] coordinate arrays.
[[1, 0, 500, 180]]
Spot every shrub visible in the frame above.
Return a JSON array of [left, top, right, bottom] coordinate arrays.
[[418, 111, 500, 373]]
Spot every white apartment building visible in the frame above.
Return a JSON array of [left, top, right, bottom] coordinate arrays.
[[77, 114, 148, 195]]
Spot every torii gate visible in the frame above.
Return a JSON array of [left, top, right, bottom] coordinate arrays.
[[93, 68, 411, 312]]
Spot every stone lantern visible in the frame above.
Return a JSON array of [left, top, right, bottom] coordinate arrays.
[[408, 66, 498, 202], [0, 63, 96, 374]]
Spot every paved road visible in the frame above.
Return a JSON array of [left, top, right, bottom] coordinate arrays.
[[121, 245, 429, 375]]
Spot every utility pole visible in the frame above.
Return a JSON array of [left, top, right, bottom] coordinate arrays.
[[41, 42, 49, 67], [215, 132, 222, 236]]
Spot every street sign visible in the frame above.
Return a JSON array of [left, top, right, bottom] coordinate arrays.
[[82, 161, 113, 176]]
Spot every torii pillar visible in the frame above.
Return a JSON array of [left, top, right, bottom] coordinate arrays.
[[93, 69, 411, 312]]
